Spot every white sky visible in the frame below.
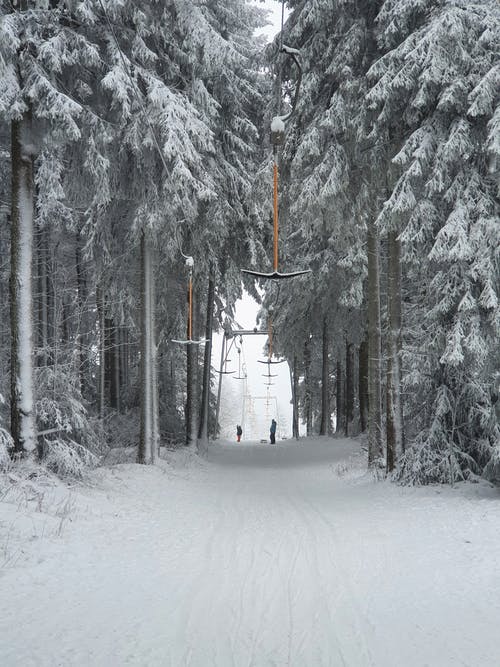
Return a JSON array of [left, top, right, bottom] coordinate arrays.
[[254, 0, 290, 42], [213, 292, 294, 441]]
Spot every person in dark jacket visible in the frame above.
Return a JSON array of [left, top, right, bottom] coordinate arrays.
[[269, 419, 277, 444], [236, 424, 242, 443]]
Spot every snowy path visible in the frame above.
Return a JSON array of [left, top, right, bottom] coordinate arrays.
[[1, 437, 499, 666]]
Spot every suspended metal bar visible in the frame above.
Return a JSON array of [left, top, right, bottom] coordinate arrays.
[[172, 256, 206, 346]]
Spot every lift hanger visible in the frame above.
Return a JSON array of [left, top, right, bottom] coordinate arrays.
[[233, 337, 247, 381], [242, 44, 311, 281], [172, 256, 206, 346]]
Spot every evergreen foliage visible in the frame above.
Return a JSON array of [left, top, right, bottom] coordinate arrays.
[[0, 0, 497, 483]]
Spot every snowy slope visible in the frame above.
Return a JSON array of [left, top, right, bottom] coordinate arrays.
[[1, 438, 499, 666]]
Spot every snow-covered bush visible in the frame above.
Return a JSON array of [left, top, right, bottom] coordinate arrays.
[[35, 364, 105, 476], [0, 427, 12, 470], [396, 435, 477, 486], [0, 393, 12, 470], [484, 444, 500, 484], [43, 438, 99, 479]]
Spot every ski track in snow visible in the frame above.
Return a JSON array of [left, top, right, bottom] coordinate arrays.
[[1, 437, 499, 666]]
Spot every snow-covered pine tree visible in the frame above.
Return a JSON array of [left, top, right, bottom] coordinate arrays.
[[266, 0, 378, 440], [367, 0, 500, 482], [0, 0, 100, 456]]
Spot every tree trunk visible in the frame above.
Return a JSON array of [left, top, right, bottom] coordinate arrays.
[[149, 250, 159, 463], [139, 232, 155, 463], [367, 221, 383, 466], [105, 317, 120, 411], [119, 326, 129, 396], [345, 341, 354, 436], [185, 279, 197, 447], [319, 316, 330, 435], [75, 229, 87, 396], [10, 116, 36, 454], [37, 225, 49, 367], [292, 355, 299, 440], [336, 360, 343, 435], [304, 337, 312, 436], [386, 228, 404, 472], [198, 272, 215, 450], [358, 339, 369, 433], [96, 286, 106, 420]]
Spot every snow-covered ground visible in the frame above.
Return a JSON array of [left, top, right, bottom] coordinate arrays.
[[1, 437, 499, 666]]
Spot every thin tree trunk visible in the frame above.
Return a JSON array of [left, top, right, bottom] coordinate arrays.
[[139, 231, 153, 463], [150, 249, 159, 463], [386, 228, 404, 472], [304, 337, 312, 436], [291, 355, 299, 440], [198, 272, 215, 450], [114, 323, 121, 413], [367, 221, 383, 466], [61, 293, 71, 346], [10, 116, 36, 454], [345, 341, 354, 436], [104, 317, 113, 407], [75, 230, 87, 396], [336, 360, 343, 435], [320, 316, 329, 435], [37, 225, 49, 367], [358, 339, 369, 433], [185, 278, 197, 447], [96, 286, 106, 420], [119, 326, 129, 396]]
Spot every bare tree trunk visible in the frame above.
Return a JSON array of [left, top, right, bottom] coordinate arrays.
[[185, 278, 197, 447], [61, 293, 71, 345], [319, 316, 330, 436], [358, 339, 369, 433], [10, 116, 36, 455], [345, 341, 354, 436], [304, 337, 312, 436], [75, 229, 87, 396], [119, 326, 129, 397], [198, 272, 215, 450], [150, 250, 159, 463], [291, 355, 299, 440], [367, 221, 383, 466], [96, 286, 106, 420], [37, 225, 49, 367], [336, 360, 343, 435], [386, 228, 404, 472], [138, 231, 153, 463]]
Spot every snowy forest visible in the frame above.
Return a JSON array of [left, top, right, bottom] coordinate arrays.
[[0, 0, 499, 485]]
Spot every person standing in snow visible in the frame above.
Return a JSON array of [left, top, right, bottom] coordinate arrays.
[[269, 419, 277, 444], [236, 425, 242, 443]]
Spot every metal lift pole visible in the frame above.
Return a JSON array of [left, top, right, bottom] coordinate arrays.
[[214, 333, 226, 433]]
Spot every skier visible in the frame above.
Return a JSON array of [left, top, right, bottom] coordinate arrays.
[[269, 419, 277, 444], [236, 425, 242, 443]]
